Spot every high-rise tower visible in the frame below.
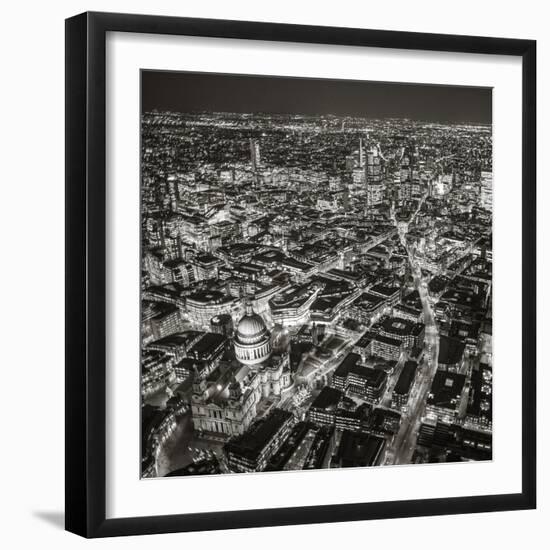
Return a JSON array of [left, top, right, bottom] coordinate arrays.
[[365, 146, 384, 207], [250, 138, 261, 171]]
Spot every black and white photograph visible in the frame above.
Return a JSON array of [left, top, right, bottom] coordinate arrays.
[[140, 71, 494, 478], [0, 0, 542, 545]]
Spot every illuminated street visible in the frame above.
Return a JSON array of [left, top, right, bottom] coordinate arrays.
[[385, 198, 440, 465]]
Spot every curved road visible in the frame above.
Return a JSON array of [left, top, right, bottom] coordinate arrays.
[[387, 197, 440, 465]]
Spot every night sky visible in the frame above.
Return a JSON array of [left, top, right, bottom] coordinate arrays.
[[142, 70, 492, 124]]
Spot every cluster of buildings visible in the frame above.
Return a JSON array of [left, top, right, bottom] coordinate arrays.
[[140, 111, 493, 476]]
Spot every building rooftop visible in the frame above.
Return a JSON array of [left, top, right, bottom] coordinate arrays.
[[428, 371, 466, 410], [186, 289, 234, 305], [373, 334, 403, 348], [368, 408, 402, 435], [333, 353, 362, 379], [164, 458, 221, 477], [269, 283, 318, 310], [354, 331, 374, 349], [266, 422, 314, 471], [351, 292, 385, 312], [334, 430, 386, 468], [394, 361, 418, 396], [381, 316, 415, 337], [188, 332, 225, 358], [351, 365, 387, 386], [438, 335, 466, 366], [369, 284, 400, 298], [310, 386, 343, 411], [146, 331, 202, 351], [466, 364, 493, 422], [142, 300, 179, 322], [224, 409, 293, 461]]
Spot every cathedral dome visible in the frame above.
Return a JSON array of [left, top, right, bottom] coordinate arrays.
[[236, 313, 268, 345], [234, 303, 271, 366]]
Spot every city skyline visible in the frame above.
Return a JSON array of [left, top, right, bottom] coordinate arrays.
[[140, 73, 492, 479], [142, 70, 492, 124]]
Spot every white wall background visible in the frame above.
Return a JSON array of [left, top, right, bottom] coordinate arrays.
[[0, 0, 546, 547]]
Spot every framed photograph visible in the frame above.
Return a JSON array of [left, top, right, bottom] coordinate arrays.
[[65, 11, 536, 538]]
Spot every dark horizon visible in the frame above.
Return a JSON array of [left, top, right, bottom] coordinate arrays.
[[141, 70, 492, 125]]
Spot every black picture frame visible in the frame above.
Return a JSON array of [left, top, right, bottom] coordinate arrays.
[[65, 11, 536, 538]]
